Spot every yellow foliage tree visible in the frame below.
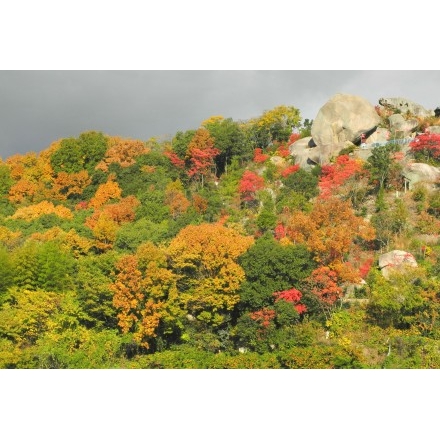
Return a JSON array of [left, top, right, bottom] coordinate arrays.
[[167, 223, 254, 325], [90, 212, 119, 251], [10, 201, 73, 221], [0, 288, 61, 347], [0, 226, 22, 249], [111, 244, 182, 349]]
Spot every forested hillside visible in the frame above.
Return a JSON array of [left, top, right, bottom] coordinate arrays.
[[2, 99, 440, 368]]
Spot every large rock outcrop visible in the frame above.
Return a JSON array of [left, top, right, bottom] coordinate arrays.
[[311, 94, 381, 150], [379, 97, 434, 118], [388, 114, 419, 137], [378, 250, 418, 279], [290, 94, 380, 167], [402, 162, 440, 190]]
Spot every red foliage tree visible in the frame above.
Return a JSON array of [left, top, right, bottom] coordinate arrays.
[[164, 151, 186, 169], [318, 155, 363, 198], [306, 266, 343, 319], [253, 148, 270, 163], [273, 288, 307, 314], [185, 128, 219, 187], [250, 308, 276, 328], [187, 146, 220, 186], [238, 170, 265, 203], [274, 223, 287, 240], [281, 164, 300, 178], [409, 133, 440, 162], [359, 257, 374, 279], [288, 133, 301, 145], [275, 143, 290, 158]]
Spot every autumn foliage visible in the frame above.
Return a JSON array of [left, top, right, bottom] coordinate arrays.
[[238, 170, 265, 202], [273, 288, 306, 314], [186, 128, 219, 186], [10, 201, 73, 221], [89, 176, 122, 210], [253, 148, 269, 163], [167, 223, 254, 324], [285, 197, 375, 265], [4, 104, 440, 368], [96, 136, 149, 172], [306, 266, 343, 317], [409, 132, 440, 163], [319, 155, 364, 198], [280, 164, 300, 178]]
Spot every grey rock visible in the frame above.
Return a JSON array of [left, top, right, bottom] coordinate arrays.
[[378, 250, 418, 279], [388, 114, 419, 136], [402, 162, 440, 189], [311, 93, 380, 149], [379, 97, 434, 118]]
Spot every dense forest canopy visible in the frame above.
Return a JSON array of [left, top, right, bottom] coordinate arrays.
[[2, 101, 440, 369]]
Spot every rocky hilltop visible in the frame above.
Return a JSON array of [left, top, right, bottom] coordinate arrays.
[[290, 93, 439, 170]]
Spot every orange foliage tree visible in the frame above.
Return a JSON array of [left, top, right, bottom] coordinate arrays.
[[0, 226, 22, 249], [6, 151, 54, 203], [85, 195, 140, 229], [88, 175, 122, 210], [8, 179, 38, 204], [186, 128, 220, 187], [111, 243, 181, 349], [51, 170, 91, 200], [285, 197, 375, 271], [167, 223, 254, 326], [95, 136, 150, 172], [164, 180, 190, 219]]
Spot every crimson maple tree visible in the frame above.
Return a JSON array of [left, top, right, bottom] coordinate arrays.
[[238, 170, 265, 203], [409, 132, 440, 163], [319, 155, 364, 198], [273, 287, 307, 314]]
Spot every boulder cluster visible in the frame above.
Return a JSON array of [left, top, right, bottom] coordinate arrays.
[[289, 93, 437, 170]]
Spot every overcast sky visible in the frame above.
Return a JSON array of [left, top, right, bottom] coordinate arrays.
[[1, 70, 439, 159]]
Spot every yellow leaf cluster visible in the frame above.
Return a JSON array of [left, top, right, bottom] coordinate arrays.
[[0, 226, 22, 249], [167, 223, 254, 320], [10, 201, 73, 221]]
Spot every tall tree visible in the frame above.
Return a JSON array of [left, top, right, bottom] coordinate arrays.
[[167, 223, 254, 326]]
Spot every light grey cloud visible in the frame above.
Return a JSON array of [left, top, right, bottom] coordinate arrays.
[[0, 70, 439, 159]]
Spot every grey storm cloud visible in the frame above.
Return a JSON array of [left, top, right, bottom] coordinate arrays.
[[0, 70, 439, 159]]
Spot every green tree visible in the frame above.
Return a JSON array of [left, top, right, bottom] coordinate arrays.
[[171, 130, 196, 160], [12, 240, 76, 292], [366, 142, 401, 190], [75, 252, 119, 329], [238, 234, 315, 311], [366, 268, 426, 329], [281, 168, 319, 200], [51, 131, 108, 175], [256, 191, 277, 233], [0, 245, 14, 303], [204, 117, 251, 174]]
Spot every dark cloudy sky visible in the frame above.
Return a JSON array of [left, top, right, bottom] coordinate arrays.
[[1, 70, 439, 159]]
